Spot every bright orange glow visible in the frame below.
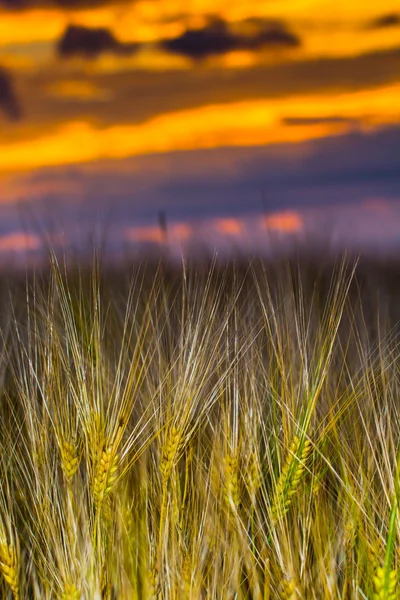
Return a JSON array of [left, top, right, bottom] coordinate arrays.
[[126, 226, 165, 244], [0, 233, 41, 252], [262, 211, 303, 233], [215, 218, 243, 235], [45, 80, 111, 101], [0, 5, 184, 47], [0, 9, 65, 46], [92, 48, 190, 73], [2, 82, 400, 174]]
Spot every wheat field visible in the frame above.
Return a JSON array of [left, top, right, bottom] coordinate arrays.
[[0, 255, 399, 599]]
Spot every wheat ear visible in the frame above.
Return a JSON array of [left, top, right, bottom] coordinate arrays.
[[181, 551, 192, 596], [281, 577, 298, 599], [93, 443, 119, 510], [60, 436, 81, 484], [372, 566, 398, 600], [148, 565, 159, 598], [224, 453, 240, 509], [270, 435, 312, 523], [247, 451, 262, 501], [0, 542, 19, 599], [157, 426, 182, 566], [160, 427, 181, 482], [61, 582, 80, 600]]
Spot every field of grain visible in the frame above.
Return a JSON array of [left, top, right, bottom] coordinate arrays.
[[0, 255, 399, 599]]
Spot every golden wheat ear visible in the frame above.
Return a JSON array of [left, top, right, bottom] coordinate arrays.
[[372, 566, 398, 600], [270, 435, 312, 524], [0, 542, 19, 600], [60, 582, 81, 600], [160, 427, 181, 483], [59, 434, 81, 484], [93, 443, 120, 511], [224, 452, 240, 510]]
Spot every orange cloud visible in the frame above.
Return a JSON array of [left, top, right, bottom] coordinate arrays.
[[262, 211, 303, 233], [0, 5, 184, 48], [215, 218, 243, 235], [126, 226, 165, 244], [44, 80, 111, 101], [169, 223, 192, 240], [2, 2, 400, 65], [123, 8, 400, 69], [1, 81, 400, 174], [0, 232, 41, 252]]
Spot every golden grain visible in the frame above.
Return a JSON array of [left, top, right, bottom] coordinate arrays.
[[61, 582, 80, 600], [280, 577, 298, 600], [247, 451, 262, 501], [0, 543, 19, 600], [60, 437, 81, 483], [372, 566, 398, 600], [148, 566, 159, 598], [224, 453, 240, 508], [160, 427, 181, 482], [93, 445, 119, 509], [181, 552, 192, 596], [270, 436, 312, 523]]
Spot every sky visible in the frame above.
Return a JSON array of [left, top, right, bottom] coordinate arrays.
[[0, 0, 400, 263]]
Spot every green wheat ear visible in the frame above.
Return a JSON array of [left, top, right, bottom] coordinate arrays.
[[270, 435, 312, 524]]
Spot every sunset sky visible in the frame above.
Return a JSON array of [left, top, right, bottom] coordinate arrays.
[[0, 0, 400, 262]]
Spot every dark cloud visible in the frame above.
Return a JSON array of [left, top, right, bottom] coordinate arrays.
[[283, 116, 357, 126], [162, 17, 300, 60], [0, 0, 26, 5], [0, 68, 21, 120], [234, 18, 302, 49], [58, 25, 139, 58], [163, 19, 236, 60], [367, 13, 400, 29]]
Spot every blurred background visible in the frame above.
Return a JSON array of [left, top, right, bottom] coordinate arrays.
[[0, 0, 400, 266]]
